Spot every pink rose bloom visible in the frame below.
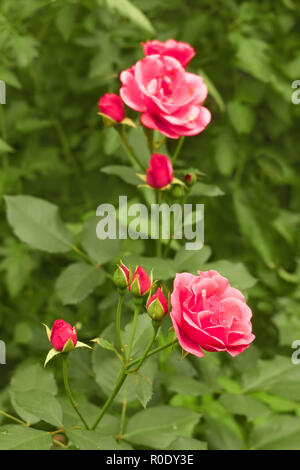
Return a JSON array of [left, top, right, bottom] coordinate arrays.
[[142, 39, 196, 68], [50, 319, 77, 352], [98, 93, 125, 122], [170, 271, 255, 358], [128, 266, 151, 296], [146, 153, 173, 189], [120, 55, 211, 139]]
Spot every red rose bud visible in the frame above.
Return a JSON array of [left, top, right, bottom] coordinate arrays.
[[113, 263, 130, 289], [184, 173, 197, 185], [98, 93, 125, 122], [128, 266, 151, 296], [146, 154, 173, 189], [147, 288, 168, 321], [50, 319, 77, 352]]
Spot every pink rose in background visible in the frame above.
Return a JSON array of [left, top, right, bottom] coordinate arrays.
[[142, 39, 196, 68], [170, 271, 255, 357], [120, 55, 211, 139], [98, 93, 125, 122], [50, 319, 77, 352], [146, 153, 173, 189]]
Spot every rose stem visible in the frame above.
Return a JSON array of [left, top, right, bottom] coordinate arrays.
[[62, 355, 89, 430]]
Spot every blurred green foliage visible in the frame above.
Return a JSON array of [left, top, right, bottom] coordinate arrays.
[[0, 0, 300, 450]]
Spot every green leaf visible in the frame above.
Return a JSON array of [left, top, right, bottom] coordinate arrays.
[[0, 425, 52, 450], [205, 414, 245, 450], [134, 373, 153, 408], [55, 262, 106, 305], [81, 217, 122, 264], [230, 34, 271, 82], [102, 0, 155, 34], [5, 195, 74, 253], [201, 260, 257, 290], [0, 137, 14, 153], [214, 130, 237, 176], [227, 101, 255, 134], [16, 118, 53, 133], [93, 321, 157, 404], [233, 189, 274, 266], [198, 69, 225, 112], [167, 437, 207, 450], [250, 415, 300, 450], [101, 165, 141, 186], [0, 66, 21, 89], [11, 390, 63, 427], [123, 406, 199, 449], [67, 430, 131, 450], [219, 393, 270, 420], [173, 245, 212, 273], [168, 375, 211, 396], [189, 182, 225, 197], [56, 4, 77, 41], [242, 356, 300, 400], [11, 363, 57, 395]]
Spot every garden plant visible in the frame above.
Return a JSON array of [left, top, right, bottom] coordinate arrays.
[[0, 0, 300, 452]]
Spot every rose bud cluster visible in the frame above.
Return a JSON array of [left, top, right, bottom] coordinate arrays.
[[170, 270, 255, 358], [146, 153, 173, 189], [98, 93, 125, 123], [146, 287, 168, 322]]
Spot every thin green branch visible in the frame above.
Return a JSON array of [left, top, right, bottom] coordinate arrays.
[[62, 355, 89, 430]]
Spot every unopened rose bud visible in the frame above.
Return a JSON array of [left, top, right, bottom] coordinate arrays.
[[98, 93, 125, 123], [146, 154, 173, 189], [128, 266, 151, 297], [50, 319, 77, 352], [147, 288, 168, 321], [184, 173, 197, 185], [113, 263, 130, 289]]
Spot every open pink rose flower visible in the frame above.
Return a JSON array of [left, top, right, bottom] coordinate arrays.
[[120, 55, 211, 139], [142, 39, 196, 68], [146, 153, 173, 189], [170, 271, 255, 357]]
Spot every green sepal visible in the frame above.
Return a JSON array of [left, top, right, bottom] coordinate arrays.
[[121, 117, 136, 128], [75, 341, 92, 350], [42, 323, 51, 341], [97, 112, 117, 127], [44, 348, 60, 367], [181, 349, 189, 360], [62, 337, 76, 353]]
